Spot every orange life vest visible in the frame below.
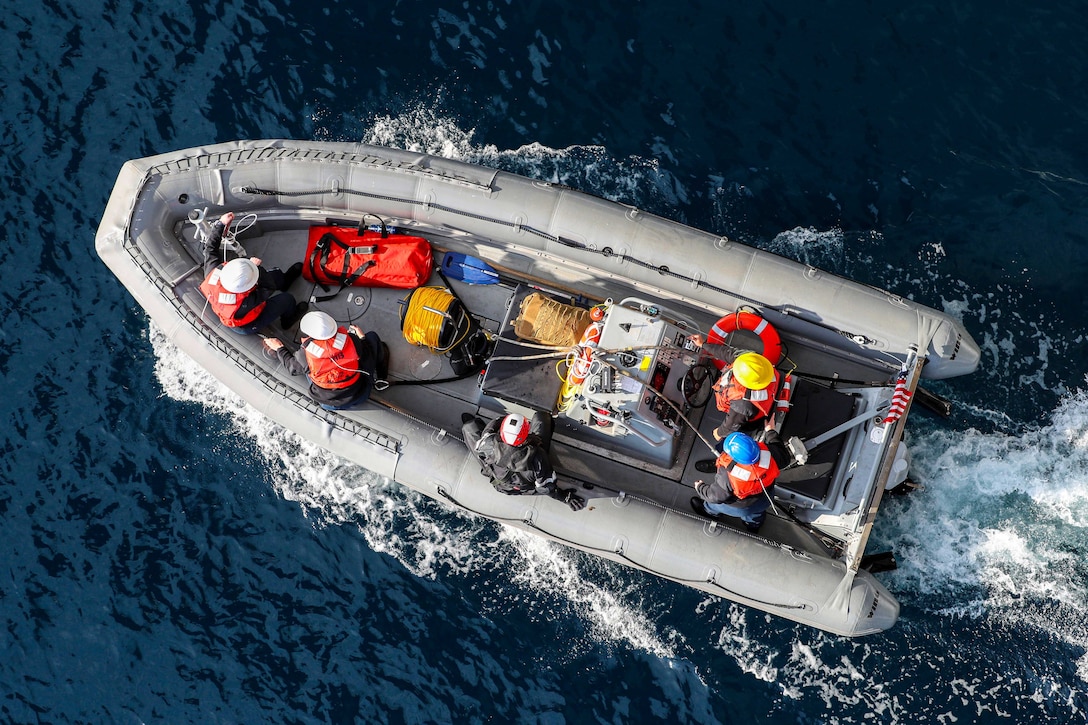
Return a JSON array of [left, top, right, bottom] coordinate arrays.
[[715, 442, 779, 499], [713, 366, 782, 419], [304, 331, 362, 389], [199, 265, 265, 327]]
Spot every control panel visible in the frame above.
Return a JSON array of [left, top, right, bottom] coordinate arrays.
[[559, 300, 700, 467]]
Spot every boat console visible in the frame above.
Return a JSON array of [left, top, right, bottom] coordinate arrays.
[[479, 287, 702, 469], [556, 299, 700, 468]]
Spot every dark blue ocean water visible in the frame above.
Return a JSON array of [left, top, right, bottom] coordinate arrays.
[[4, 1, 1088, 722]]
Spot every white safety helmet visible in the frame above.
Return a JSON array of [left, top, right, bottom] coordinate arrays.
[[299, 311, 338, 340], [219, 258, 259, 293], [499, 414, 530, 447]]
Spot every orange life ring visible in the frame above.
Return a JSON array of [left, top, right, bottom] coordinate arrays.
[[706, 311, 783, 366]]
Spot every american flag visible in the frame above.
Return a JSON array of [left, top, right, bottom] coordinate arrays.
[[882, 370, 913, 425]]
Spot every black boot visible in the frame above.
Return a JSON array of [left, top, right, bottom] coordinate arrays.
[[283, 262, 304, 288], [377, 341, 390, 379], [280, 301, 308, 329], [690, 497, 729, 522]]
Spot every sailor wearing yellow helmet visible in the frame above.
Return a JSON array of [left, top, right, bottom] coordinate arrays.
[[688, 335, 782, 440]]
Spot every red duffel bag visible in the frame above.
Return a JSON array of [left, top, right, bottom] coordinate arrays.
[[303, 224, 433, 292]]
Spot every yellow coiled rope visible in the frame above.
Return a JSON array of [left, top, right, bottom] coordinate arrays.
[[401, 286, 470, 353]]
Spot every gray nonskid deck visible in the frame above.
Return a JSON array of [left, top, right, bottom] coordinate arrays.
[[195, 218, 871, 531]]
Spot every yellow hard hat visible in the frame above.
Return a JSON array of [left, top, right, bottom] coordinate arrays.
[[731, 352, 774, 389]]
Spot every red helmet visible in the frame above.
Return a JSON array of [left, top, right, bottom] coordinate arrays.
[[499, 414, 530, 446]]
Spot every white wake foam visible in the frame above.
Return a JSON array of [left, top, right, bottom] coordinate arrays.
[[315, 102, 689, 208], [883, 383, 1088, 675]]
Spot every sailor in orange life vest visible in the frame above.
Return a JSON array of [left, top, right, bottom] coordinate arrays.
[[691, 429, 789, 532], [199, 211, 307, 334], [460, 412, 587, 511], [263, 311, 388, 410], [688, 334, 781, 440]]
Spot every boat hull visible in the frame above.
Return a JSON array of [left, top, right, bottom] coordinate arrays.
[[96, 140, 980, 636]]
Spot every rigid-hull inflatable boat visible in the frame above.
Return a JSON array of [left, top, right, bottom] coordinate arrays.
[[96, 140, 980, 636]]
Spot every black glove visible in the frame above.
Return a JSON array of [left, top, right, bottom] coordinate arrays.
[[551, 487, 586, 512]]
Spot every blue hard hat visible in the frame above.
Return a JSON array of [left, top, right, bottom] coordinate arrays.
[[723, 432, 760, 465]]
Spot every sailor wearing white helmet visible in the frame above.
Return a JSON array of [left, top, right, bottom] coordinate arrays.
[[199, 211, 307, 334], [264, 310, 388, 410]]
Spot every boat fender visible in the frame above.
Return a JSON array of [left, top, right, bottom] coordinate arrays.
[[707, 311, 784, 366]]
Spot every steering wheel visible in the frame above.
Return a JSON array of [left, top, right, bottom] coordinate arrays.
[[679, 362, 716, 408]]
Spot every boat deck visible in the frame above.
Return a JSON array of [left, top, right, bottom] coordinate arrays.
[[180, 214, 886, 554]]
